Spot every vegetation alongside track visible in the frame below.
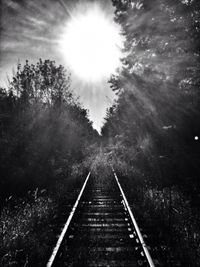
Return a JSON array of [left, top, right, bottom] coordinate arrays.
[[0, 59, 97, 266], [100, 1, 200, 265], [1, 1, 200, 266]]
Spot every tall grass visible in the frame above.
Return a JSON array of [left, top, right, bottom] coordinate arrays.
[[1, 190, 56, 266], [0, 158, 91, 266]]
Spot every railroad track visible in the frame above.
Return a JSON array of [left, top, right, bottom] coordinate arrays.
[[47, 169, 155, 267]]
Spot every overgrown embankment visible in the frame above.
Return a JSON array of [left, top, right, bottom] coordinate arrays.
[[0, 59, 98, 266], [100, 1, 200, 265]]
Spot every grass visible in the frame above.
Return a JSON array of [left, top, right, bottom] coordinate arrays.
[[98, 149, 200, 266], [0, 159, 91, 267], [117, 173, 200, 266], [1, 190, 56, 266]]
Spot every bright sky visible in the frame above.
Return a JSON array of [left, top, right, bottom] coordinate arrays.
[[0, 0, 122, 132]]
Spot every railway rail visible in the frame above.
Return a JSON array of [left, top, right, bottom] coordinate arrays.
[[47, 169, 156, 267]]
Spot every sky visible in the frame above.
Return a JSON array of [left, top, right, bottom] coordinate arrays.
[[0, 0, 122, 132]]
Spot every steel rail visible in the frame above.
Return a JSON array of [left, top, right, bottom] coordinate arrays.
[[112, 168, 155, 267], [46, 171, 91, 267]]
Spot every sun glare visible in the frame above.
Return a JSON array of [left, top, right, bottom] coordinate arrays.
[[59, 6, 122, 82]]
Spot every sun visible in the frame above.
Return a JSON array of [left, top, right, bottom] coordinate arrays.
[[59, 6, 122, 82]]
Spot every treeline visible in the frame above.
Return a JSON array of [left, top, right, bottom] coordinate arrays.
[[0, 59, 98, 198], [102, 0, 200, 265], [0, 59, 99, 266], [103, 0, 200, 194]]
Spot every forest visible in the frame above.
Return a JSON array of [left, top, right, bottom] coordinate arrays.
[[1, 0, 200, 266]]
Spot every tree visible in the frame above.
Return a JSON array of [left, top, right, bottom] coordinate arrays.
[[101, 2, 200, 263], [9, 59, 72, 108], [0, 60, 98, 197], [103, 0, 200, 188]]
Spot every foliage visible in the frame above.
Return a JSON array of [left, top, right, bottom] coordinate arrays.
[[1, 190, 56, 267], [123, 180, 200, 265], [102, 0, 200, 188], [9, 59, 72, 107], [101, 0, 200, 264], [0, 59, 98, 197]]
